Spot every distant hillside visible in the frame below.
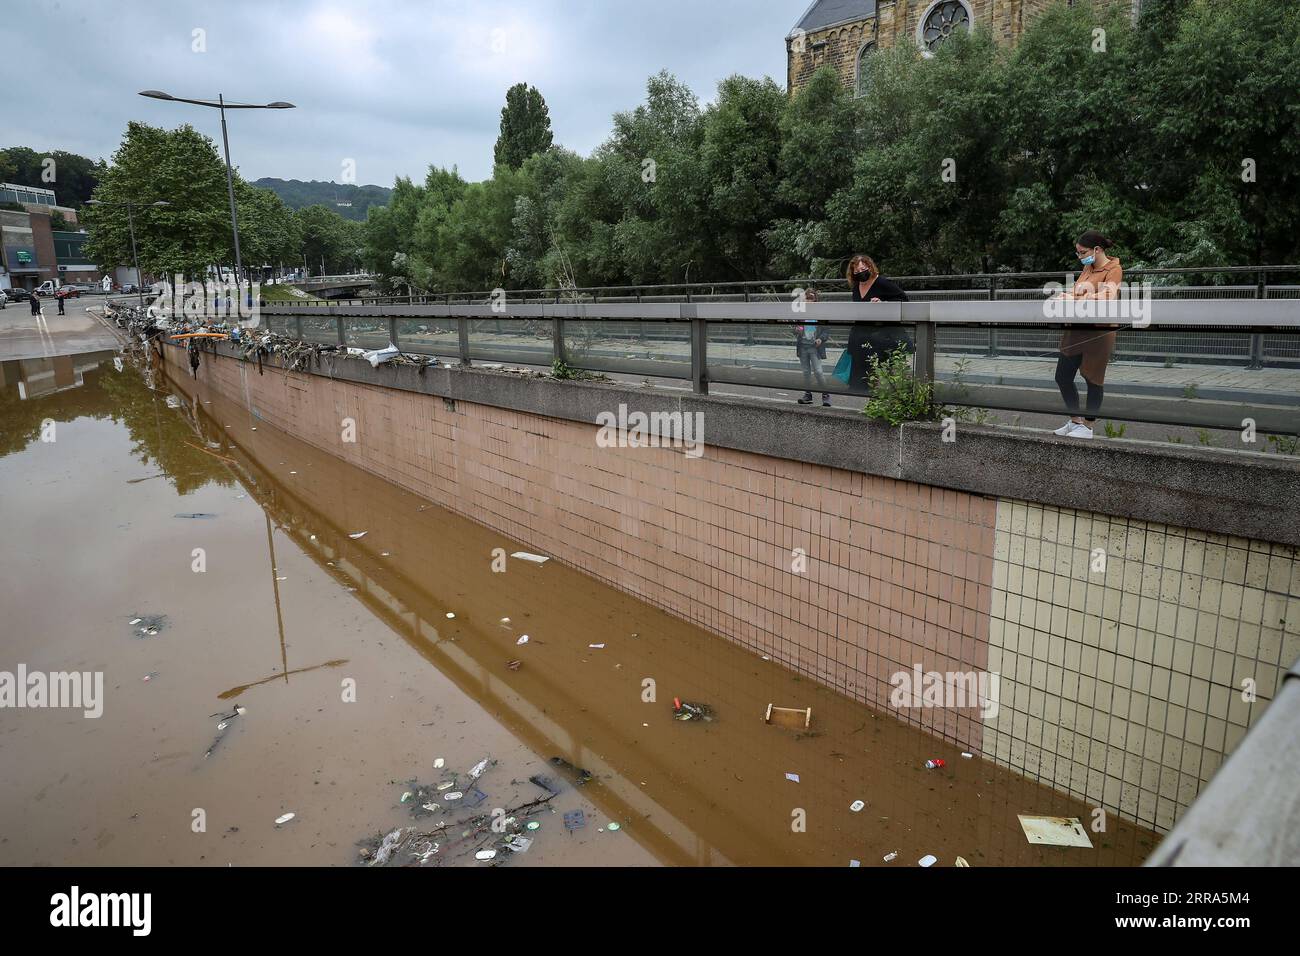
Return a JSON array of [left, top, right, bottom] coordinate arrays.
[[253, 178, 392, 221]]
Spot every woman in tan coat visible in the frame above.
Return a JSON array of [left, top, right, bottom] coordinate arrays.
[[1053, 230, 1122, 439]]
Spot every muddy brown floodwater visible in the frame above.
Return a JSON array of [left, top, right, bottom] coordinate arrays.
[[0, 350, 1161, 866]]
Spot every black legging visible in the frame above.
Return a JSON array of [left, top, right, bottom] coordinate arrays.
[[1055, 353, 1104, 421]]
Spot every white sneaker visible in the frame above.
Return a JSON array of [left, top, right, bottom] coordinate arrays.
[[1066, 422, 1094, 439], [1053, 420, 1077, 436]]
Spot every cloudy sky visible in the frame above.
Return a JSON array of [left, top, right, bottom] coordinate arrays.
[[14, 0, 805, 189]]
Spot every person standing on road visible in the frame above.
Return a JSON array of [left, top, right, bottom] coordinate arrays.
[[1053, 230, 1123, 440], [57, 293, 66, 316], [29, 290, 41, 317], [795, 289, 832, 406]]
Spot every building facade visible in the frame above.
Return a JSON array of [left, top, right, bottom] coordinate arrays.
[[787, 0, 1140, 96], [0, 182, 79, 226]]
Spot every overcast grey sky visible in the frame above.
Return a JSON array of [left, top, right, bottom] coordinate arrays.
[[10, 0, 802, 188]]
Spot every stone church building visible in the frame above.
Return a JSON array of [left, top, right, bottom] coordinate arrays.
[[787, 0, 1141, 96]]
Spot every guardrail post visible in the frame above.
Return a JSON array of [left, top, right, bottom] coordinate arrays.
[[294, 314, 303, 340], [686, 306, 707, 395], [988, 275, 997, 301], [1248, 333, 1265, 370], [553, 316, 566, 365], [389, 317, 398, 348], [913, 319, 936, 385], [458, 316, 471, 366], [335, 314, 345, 347]]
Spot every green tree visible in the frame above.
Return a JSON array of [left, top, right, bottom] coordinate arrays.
[[494, 83, 555, 169], [83, 122, 232, 280]]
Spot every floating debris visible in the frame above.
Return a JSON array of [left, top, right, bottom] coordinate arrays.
[[445, 612, 456, 620], [348, 532, 367, 540], [434, 757, 445, 769], [274, 813, 295, 826], [784, 772, 800, 783], [849, 800, 865, 813], [474, 849, 497, 861], [588, 643, 605, 649], [765, 703, 812, 730], [142, 672, 159, 682], [672, 697, 713, 722], [607, 822, 621, 832], [129, 614, 169, 638], [529, 775, 561, 796], [919, 855, 938, 867], [955, 856, 970, 867], [563, 810, 586, 832], [883, 851, 898, 863], [925, 759, 946, 770], [549, 757, 593, 787], [174, 513, 218, 520], [511, 552, 549, 564], [1018, 815, 1094, 848], [506, 659, 522, 671], [516, 635, 530, 645]]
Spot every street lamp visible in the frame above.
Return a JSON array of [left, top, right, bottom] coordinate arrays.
[[87, 199, 170, 309], [139, 90, 295, 304]]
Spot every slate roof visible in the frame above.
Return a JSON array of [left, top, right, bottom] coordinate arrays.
[[788, 0, 878, 38]]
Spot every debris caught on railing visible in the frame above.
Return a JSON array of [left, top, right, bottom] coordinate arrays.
[[362, 343, 400, 367]]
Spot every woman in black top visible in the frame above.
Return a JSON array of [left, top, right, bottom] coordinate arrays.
[[845, 254, 911, 394]]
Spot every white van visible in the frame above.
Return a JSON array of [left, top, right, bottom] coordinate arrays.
[[36, 279, 60, 296]]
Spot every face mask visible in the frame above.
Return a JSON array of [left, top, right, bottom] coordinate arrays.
[[853, 269, 872, 282], [1078, 253, 1096, 266]]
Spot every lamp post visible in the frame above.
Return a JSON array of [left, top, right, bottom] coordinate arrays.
[[139, 90, 295, 305], [87, 199, 169, 309]]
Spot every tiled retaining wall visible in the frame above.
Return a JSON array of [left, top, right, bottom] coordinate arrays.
[[165, 345, 1299, 831]]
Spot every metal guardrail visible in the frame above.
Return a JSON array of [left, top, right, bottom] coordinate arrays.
[[258, 299, 1300, 435], [303, 265, 1300, 307], [292, 273, 376, 285]]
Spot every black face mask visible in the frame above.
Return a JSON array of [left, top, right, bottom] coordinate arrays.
[[853, 269, 873, 283]]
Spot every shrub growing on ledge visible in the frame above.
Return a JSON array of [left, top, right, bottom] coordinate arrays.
[[862, 346, 942, 426]]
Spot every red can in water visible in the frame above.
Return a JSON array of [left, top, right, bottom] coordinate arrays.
[[925, 758, 946, 769]]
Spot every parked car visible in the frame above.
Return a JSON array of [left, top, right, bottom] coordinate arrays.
[[56, 286, 82, 298], [0, 290, 7, 309], [5, 287, 31, 302]]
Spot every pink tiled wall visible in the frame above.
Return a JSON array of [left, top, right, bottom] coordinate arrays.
[[170, 347, 997, 749]]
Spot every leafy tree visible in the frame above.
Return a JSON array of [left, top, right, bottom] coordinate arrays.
[[83, 122, 232, 280], [494, 83, 555, 169], [296, 204, 363, 275]]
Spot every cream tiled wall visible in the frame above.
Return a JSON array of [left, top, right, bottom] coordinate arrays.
[[985, 499, 1300, 831]]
